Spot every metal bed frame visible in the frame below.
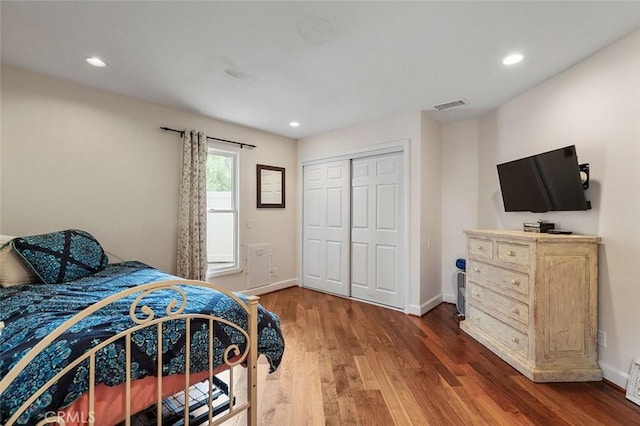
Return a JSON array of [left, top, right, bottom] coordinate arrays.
[[0, 280, 259, 426]]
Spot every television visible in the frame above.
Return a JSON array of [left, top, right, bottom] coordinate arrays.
[[496, 145, 591, 213]]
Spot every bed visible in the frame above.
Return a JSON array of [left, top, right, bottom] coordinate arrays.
[[0, 230, 285, 425]]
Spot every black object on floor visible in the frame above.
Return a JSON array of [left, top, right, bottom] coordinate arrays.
[[126, 376, 234, 426]]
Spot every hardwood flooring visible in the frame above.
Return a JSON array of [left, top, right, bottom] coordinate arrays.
[[229, 287, 640, 425]]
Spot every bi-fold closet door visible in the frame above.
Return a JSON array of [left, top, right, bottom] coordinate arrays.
[[302, 152, 404, 309]]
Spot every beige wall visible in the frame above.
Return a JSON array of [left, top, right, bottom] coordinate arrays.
[[440, 120, 479, 301], [0, 65, 298, 293], [420, 112, 442, 307], [299, 111, 442, 314], [441, 29, 640, 387]]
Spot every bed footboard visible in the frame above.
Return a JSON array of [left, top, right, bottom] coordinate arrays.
[[0, 280, 260, 426]]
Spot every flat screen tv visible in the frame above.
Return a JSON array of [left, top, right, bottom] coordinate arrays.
[[496, 145, 590, 213]]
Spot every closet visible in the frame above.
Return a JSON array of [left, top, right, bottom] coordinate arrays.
[[302, 150, 405, 309]]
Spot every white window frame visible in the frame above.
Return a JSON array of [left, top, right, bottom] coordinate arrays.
[[206, 145, 241, 278]]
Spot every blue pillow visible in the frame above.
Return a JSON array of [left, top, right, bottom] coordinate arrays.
[[11, 229, 108, 284]]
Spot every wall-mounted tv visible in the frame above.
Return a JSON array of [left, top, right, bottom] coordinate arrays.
[[496, 145, 591, 213]]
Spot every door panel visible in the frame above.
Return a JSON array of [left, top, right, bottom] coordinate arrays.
[[376, 245, 397, 292], [327, 188, 344, 227], [352, 186, 368, 228], [377, 184, 396, 230], [305, 239, 321, 279], [326, 240, 343, 283], [351, 152, 404, 308], [305, 189, 322, 227], [303, 160, 351, 296], [352, 243, 368, 288]]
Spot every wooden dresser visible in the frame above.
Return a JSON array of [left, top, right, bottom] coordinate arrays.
[[460, 230, 602, 382]]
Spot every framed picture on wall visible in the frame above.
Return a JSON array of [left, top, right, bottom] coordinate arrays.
[[257, 164, 285, 208]]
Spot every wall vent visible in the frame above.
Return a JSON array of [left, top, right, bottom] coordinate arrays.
[[247, 243, 272, 289], [433, 99, 468, 111]]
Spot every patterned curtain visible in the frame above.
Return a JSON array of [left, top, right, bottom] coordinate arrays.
[[177, 129, 208, 280]]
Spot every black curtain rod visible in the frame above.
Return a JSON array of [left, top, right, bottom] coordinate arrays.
[[160, 126, 256, 149]]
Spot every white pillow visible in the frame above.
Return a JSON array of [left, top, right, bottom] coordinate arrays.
[[0, 242, 39, 287]]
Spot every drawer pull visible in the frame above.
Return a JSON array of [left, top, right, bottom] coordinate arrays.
[[511, 279, 520, 286], [511, 308, 520, 315], [508, 250, 516, 257], [474, 267, 480, 273], [473, 291, 480, 297], [478, 246, 486, 251], [511, 336, 520, 344]]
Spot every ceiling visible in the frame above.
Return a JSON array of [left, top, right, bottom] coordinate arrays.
[[2, 2, 640, 139]]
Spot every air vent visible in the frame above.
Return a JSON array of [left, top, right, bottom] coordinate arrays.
[[433, 99, 468, 111]]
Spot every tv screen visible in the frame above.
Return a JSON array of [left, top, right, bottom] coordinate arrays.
[[496, 145, 590, 213]]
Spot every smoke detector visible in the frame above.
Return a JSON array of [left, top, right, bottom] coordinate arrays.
[[433, 99, 468, 111]]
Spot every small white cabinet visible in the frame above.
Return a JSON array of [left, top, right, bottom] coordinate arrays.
[[460, 230, 602, 382]]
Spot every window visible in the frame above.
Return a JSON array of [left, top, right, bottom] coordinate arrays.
[[206, 147, 239, 276]]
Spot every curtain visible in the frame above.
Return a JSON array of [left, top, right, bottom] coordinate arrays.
[[177, 129, 208, 280]]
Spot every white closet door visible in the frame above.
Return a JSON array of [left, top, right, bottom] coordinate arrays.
[[303, 160, 351, 296], [351, 152, 404, 308]]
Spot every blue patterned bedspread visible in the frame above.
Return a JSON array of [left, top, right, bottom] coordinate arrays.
[[0, 261, 285, 425]]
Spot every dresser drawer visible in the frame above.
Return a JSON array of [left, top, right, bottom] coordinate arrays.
[[467, 260, 529, 298], [467, 306, 529, 358], [496, 241, 530, 266], [469, 237, 493, 260], [467, 281, 529, 327]]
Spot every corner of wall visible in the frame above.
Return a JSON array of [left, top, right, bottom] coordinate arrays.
[[440, 119, 480, 302], [598, 360, 630, 389], [419, 112, 443, 306]]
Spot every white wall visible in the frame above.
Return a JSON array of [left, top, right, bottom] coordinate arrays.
[[298, 111, 442, 314], [297, 112, 421, 161], [420, 112, 443, 308], [0, 65, 298, 293], [440, 120, 479, 301], [441, 29, 640, 387]]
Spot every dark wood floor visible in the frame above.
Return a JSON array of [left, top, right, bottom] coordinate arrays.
[[234, 287, 640, 425]]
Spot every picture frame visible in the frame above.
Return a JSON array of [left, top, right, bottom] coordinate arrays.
[[627, 359, 640, 406], [256, 164, 285, 208]]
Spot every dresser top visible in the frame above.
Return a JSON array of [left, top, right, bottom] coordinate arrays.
[[465, 229, 601, 243]]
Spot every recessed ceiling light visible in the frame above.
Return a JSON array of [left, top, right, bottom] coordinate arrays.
[[86, 57, 107, 68], [289, 122, 300, 127], [502, 54, 523, 65]]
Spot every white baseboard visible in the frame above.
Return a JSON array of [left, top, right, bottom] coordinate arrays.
[[243, 278, 298, 297], [407, 293, 443, 316], [405, 305, 421, 315], [599, 360, 629, 389]]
